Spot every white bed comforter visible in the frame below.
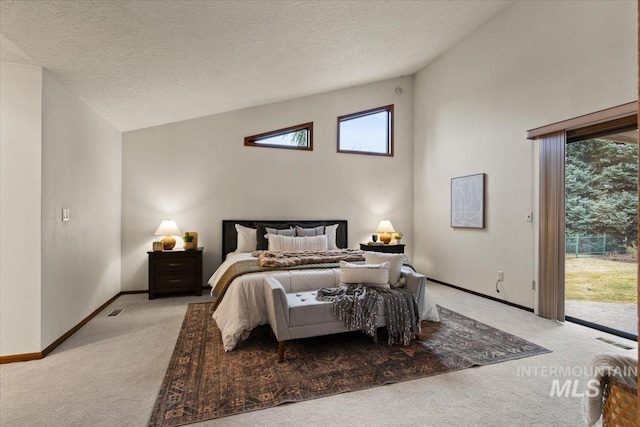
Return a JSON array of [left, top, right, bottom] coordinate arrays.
[[209, 252, 440, 351]]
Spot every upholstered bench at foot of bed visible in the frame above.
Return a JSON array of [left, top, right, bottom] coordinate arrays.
[[264, 277, 360, 362], [263, 267, 436, 362]]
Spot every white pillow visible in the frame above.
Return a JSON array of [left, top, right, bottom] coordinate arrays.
[[339, 260, 390, 288], [325, 223, 339, 250], [268, 234, 329, 252], [364, 252, 405, 287], [235, 224, 256, 252]]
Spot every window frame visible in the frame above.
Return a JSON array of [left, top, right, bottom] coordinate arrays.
[[244, 122, 313, 151], [337, 104, 394, 157]]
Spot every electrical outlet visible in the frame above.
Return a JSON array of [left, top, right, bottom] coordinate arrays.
[[525, 211, 533, 222], [497, 271, 504, 281], [62, 209, 70, 222]]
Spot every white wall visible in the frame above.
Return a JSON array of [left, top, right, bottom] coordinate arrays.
[[0, 62, 43, 355], [122, 76, 414, 291], [413, 0, 637, 308], [40, 70, 122, 349]]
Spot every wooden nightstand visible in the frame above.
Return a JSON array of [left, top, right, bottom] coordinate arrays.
[[148, 247, 203, 299], [359, 243, 405, 254]]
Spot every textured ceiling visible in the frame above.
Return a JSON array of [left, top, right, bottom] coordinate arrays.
[[0, 1, 511, 132]]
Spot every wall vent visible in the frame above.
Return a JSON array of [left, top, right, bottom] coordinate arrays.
[[595, 337, 634, 350], [107, 308, 123, 317]]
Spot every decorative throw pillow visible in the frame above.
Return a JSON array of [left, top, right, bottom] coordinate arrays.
[[268, 235, 328, 252], [295, 225, 325, 237], [339, 260, 390, 288], [324, 223, 339, 250], [298, 235, 327, 251], [265, 227, 296, 238], [256, 223, 292, 250], [235, 224, 257, 252], [364, 252, 405, 287]]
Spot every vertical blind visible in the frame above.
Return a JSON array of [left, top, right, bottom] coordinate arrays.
[[538, 131, 566, 321]]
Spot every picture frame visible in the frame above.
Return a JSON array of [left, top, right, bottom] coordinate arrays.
[[451, 173, 485, 229]]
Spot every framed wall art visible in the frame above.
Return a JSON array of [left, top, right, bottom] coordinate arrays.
[[451, 173, 485, 229]]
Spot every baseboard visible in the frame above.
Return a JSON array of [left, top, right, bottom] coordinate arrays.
[[428, 278, 534, 313], [1, 285, 213, 364], [429, 278, 638, 342], [1, 292, 122, 364], [0, 352, 43, 364]]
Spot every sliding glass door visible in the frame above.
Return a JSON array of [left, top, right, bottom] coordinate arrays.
[[564, 127, 638, 338]]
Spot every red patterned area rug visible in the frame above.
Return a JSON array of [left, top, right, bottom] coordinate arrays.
[[148, 304, 550, 426]]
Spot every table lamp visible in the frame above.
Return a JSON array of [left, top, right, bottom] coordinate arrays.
[[154, 220, 181, 250], [375, 220, 395, 244]]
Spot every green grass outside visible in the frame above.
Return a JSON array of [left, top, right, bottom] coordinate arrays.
[[565, 257, 637, 304]]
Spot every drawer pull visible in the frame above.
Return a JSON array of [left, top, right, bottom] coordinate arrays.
[[169, 279, 183, 283], [168, 263, 183, 267]]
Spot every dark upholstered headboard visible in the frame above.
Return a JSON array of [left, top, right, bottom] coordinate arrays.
[[222, 220, 348, 261]]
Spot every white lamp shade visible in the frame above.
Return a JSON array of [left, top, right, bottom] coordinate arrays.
[[375, 220, 396, 234], [154, 220, 181, 236]]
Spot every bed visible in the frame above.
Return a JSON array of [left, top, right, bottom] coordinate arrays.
[[209, 219, 439, 351]]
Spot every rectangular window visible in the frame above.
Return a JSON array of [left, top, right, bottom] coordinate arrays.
[[337, 105, 393, 156], [244, 122, 313, 151]]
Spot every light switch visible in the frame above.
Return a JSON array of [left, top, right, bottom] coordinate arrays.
[[525, 211, 533, 222], [62, 209, 70, 222]]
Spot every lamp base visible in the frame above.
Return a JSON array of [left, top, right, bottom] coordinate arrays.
[[379, 232, 392, 244], [161, 235, 176, 250]]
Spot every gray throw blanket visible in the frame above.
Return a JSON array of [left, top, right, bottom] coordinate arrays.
[[317, 285, 420, 346]]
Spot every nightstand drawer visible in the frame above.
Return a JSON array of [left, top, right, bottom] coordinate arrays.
[[155, 257, 196, 272], [154, 273, 196, 290], [148, 248, 203, 299]]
